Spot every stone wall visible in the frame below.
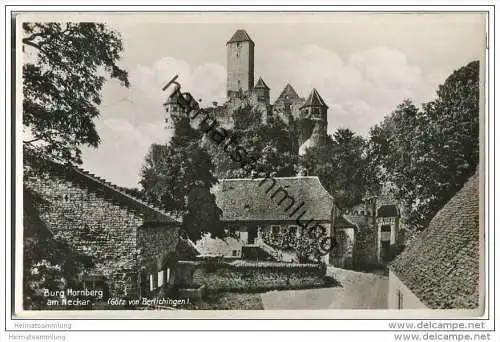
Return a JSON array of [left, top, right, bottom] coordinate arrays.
[[176, 260, 327, 293], [331, 227, 355, 269], [25, 170, 181, 299], [25, 172, 142, 296], [137, 224, 180, 287], [353, 226, 379, 269]]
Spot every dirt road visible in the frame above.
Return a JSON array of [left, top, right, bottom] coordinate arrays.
[[260, 267, 388, 310]]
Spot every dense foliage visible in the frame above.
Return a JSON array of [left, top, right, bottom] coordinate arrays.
[[140, 101, 223, 240], [22, 22, 129, 164], [368, 61, 479, 230], [300, 128, 375, 209], [207, 105, 299, 178]]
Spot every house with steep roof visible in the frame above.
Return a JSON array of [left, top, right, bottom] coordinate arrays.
[[213, 176, 337, 264], [388, 170, 481, 309], [23, 153, 193, 304]]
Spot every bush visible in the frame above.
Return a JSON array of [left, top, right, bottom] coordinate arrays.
[[201, 255, 224, 273]]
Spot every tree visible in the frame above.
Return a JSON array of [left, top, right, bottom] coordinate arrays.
[[301, 128, 371, 209], [367, 99, 424, 214], [140, 98, 223, 240], [368, 61, 480, 230], [22, 22, 129, 164], [211, 105, 298, 178]]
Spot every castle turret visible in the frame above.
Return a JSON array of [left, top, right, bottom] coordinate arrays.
[[164, 91, 198, 130], [226, 29, 255, 98], [253, 77, 270, 105], [299, 88, 328, 123], [298, 89, 328, 155]]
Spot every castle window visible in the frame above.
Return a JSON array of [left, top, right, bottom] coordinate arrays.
[[312, 108, 320, 115], [288, 225, 298, 236], [149, 274, 155, 292], [157, 270, 164, 288], [381, 225, 391, 232], [272, 225, 280, 235]]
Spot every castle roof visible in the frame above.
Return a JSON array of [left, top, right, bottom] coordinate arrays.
[[24, 151, 181, 225], [227, 29, 254, 45], [213, 176, 335, 222], [389, 170, 480, 309], [274, 84, 301, 103], [300, 88, 328, 109], [254, 77, 270, 89]]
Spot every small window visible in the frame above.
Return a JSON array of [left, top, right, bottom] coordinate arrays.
[[288, 226, 298, 236], [158, 270, 164, 288], [63, 194, 69, 202], [149, 274, 155, 292], [166, 268, 171, 283], [165, 108, 169, 112], [312, 107, 320, 115], [232, 250, 238, 257], [397, 290, 404, 309]]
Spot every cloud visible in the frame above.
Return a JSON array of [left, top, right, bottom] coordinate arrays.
[[81, 57, 226, 187], [82, 45, 448, 187], [257, 44, 444, 135]]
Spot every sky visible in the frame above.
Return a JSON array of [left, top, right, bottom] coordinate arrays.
[[67, 12, 486, 188]]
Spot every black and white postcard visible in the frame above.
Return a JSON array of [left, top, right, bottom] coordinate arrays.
[[11, 10, 488, 321]]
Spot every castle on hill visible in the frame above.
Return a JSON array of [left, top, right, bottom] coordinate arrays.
[[165, 29, 330, 156]]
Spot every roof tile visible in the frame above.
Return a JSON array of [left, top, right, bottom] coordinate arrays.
[[214, 176, 334, 222], [389, 170, 480, 309]]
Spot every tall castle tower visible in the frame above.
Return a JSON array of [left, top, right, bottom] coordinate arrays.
[[226, 29, 255, 98]]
